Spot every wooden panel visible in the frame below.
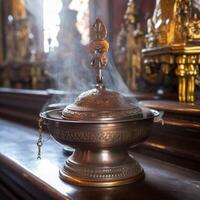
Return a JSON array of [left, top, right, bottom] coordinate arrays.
[[136, 100, 200, 171]]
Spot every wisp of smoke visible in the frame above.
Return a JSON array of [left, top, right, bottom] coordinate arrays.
[[24, 0, 139, 110]]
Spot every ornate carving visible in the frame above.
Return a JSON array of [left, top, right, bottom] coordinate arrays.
[[145, 0, 195, 47], [175, 54, 198, 102], [89, 18, 109, 88], [50, 124, 150, 145], [143, 0, 200, 103], [115, 0, 144, 90], [188, 13, 200, 41]]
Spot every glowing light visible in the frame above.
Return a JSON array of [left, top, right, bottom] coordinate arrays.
[[101, 150, 110, 162], [69, 0, 90, 45], [35, 159, 75, 195], [43, 0, 62, 52]]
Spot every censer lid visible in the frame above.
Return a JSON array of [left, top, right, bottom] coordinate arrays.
[[62, 18, 147, 122], [62, 88, 144, 121]]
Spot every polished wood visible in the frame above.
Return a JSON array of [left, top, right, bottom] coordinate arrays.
[[0, 88, 65, 126], [138, 100, 200, 171], [0, 119, 200, 199]]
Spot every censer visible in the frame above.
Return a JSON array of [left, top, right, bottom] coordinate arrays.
[[40, 19, 159, 187]]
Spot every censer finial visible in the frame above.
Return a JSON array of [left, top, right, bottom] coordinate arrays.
[[90, 18, 109, 89]]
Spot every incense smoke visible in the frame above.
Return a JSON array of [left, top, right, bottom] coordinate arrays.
[[25, 0, 140, 111]]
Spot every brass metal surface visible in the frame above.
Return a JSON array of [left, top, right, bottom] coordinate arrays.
[[59, 168, 144, 187], [89, 18, 109, 89], [142, 0, 200, 103], [62, 88, 144, 121], [40, 18, 158, 187]]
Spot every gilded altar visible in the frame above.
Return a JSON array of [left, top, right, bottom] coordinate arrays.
[[142, 0, 200, 102]]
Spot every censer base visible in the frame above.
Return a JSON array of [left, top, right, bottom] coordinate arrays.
[[59, 149, 144, 187], [59, 169, 144, 187]]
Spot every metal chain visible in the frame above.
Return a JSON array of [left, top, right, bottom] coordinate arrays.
[[37, 118, 43, 159]]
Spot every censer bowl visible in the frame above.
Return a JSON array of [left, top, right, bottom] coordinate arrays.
[[40, 108, 158, 187]]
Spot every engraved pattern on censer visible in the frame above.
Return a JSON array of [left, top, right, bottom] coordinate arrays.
[[40, 18, 158, 187], [62, 110, 142, 121], [50, 123, 150, 145], [64, 161, 142, 181], [62, 87, 143, 121]]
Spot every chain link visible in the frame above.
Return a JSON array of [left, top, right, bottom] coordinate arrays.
[[37, 118, 43, 159]]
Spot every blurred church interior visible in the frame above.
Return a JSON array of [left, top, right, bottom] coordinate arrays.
[[0, 0, 200, 199]]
